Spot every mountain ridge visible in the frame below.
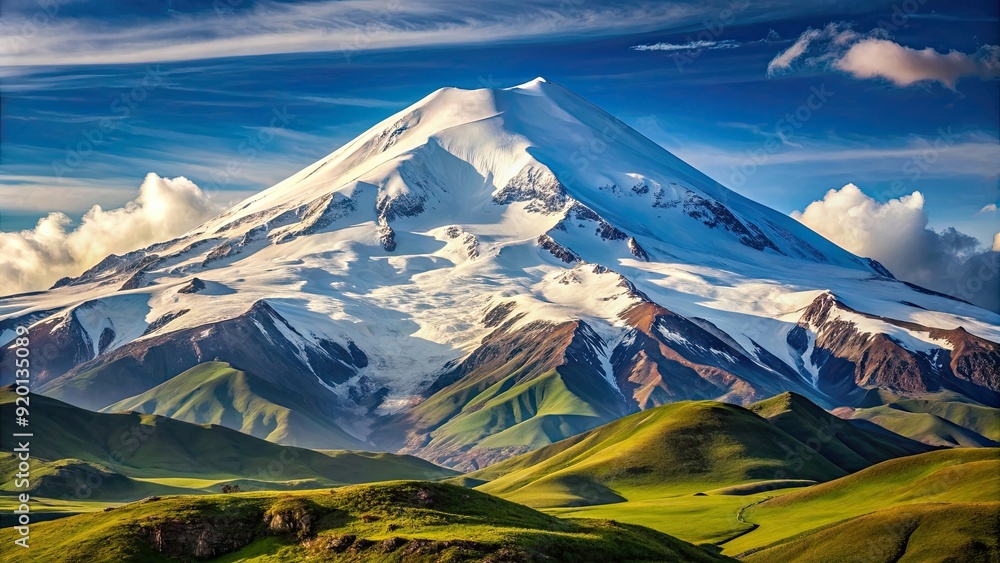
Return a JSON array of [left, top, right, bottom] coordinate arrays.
[[1, 77, 998, 468]]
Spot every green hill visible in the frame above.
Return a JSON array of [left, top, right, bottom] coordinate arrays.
[[469, 400, 850, 508], [748, 392, 934, 473], [841, 394, 1000, 448], [724, 448, 1000, 556], [0, 387, 456, 501], [0, 482, 732, 562], [0, 454, 191, 502], [103, 362, 368, 451], [741, 502, 1000, 563], [369, 320, 631, 471]]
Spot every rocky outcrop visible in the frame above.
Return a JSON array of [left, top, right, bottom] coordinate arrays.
[[39, 301, 368, 411], [137, 513, 261, 559], [613, 302, 806, 409], [493, 166, 568, 213], [790, 293, 1000, 406]]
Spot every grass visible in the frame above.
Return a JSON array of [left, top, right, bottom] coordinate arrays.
[[0, 388, 457, 504], [846, 397, 1000, 447], [0, 482, 733, 562], [103, 362, 368, 451], [741, 502, 1000, 562], [545, 493, 768, 545], [722, 448, 1000, 556], [470, 400, 847, 508], [748, 392, 933, 473]]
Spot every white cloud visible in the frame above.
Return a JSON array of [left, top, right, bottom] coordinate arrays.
[[768, 23, 1000, 89], [835, 40, 999, 89], [994, 233, 1000, 252], [0, 174, 222, 296], [793, 184, 997, 312], [632, 40, 739, 52], [978, 203, 998, 214]]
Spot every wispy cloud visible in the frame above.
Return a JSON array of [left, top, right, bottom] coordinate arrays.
[[631, 40, 740, 52], [979, 203, 999, 214], [768, 22, 1000, 89], [0, 0, 709, 66]]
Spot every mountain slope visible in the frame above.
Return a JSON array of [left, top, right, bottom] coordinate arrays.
[[468, 399, 851, 508], [724, 448, 1000, 556], [742, 502, 1000, 563], [0, 482, 733, 562], [103, 361, 368, 451], [2, 77, 998, 467], [748, 392, 934, 473], [0, 387, 455, 498]]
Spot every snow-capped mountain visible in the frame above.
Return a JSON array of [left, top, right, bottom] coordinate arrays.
[[2, 78, 998, 470]]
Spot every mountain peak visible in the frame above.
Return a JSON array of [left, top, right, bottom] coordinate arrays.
[[509, 76, 551, 90]]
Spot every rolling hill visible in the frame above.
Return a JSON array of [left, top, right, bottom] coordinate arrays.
[[0, 482, 732, 562], [469, 399, 852, 508], [724, 448, 1000, 556], [741, 502, 1000, 563], [0, 387, 456, 502], [836, 392, 1000, 448], [103, 361, 370, 451], [748, 392, 934, 473]]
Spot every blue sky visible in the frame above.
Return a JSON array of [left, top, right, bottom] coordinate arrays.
[[1, 0, 998, 247]]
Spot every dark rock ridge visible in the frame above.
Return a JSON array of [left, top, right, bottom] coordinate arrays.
[[788, 292, 1000, 406], [37, 301, 369, 413]]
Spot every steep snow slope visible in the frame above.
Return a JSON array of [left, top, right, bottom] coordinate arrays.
[[1, 78, 997, 468]]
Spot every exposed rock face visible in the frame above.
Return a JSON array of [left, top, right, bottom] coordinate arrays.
[[627, 237, 649, 261], [264, 499, 321, 538], [0, 311, 94, 387], [38, 301, 368, 411], [379, 224, 397, 252], [371, 318, 631, 471], [178, 277, 206, 294], [136, 498, 325, 559], [493, 166, 568, 213], [137, 513, 261, 559], [683, 192, 779, 252], [537, 235, 579, 263], [789, 293, 1000, 406], [613, 302, 810, 409]]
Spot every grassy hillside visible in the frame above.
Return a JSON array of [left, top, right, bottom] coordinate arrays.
[[470, 400, 848, 508], [0, 387, 456, 501], [724, 448, 1000, 556], [103, 362, 368, 451], [842, 395, 1000, 447], [0, 482, 732, 562], [741, 502, 1000, 562], [0, 454, 190, 501], [748, 393, 933, 473], [370, 320, 630, 471]]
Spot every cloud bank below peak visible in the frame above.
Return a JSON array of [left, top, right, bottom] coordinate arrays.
[[768, 23, 1000, 90], [793, 183, 999, 313], [0, 174, 222, 296]]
